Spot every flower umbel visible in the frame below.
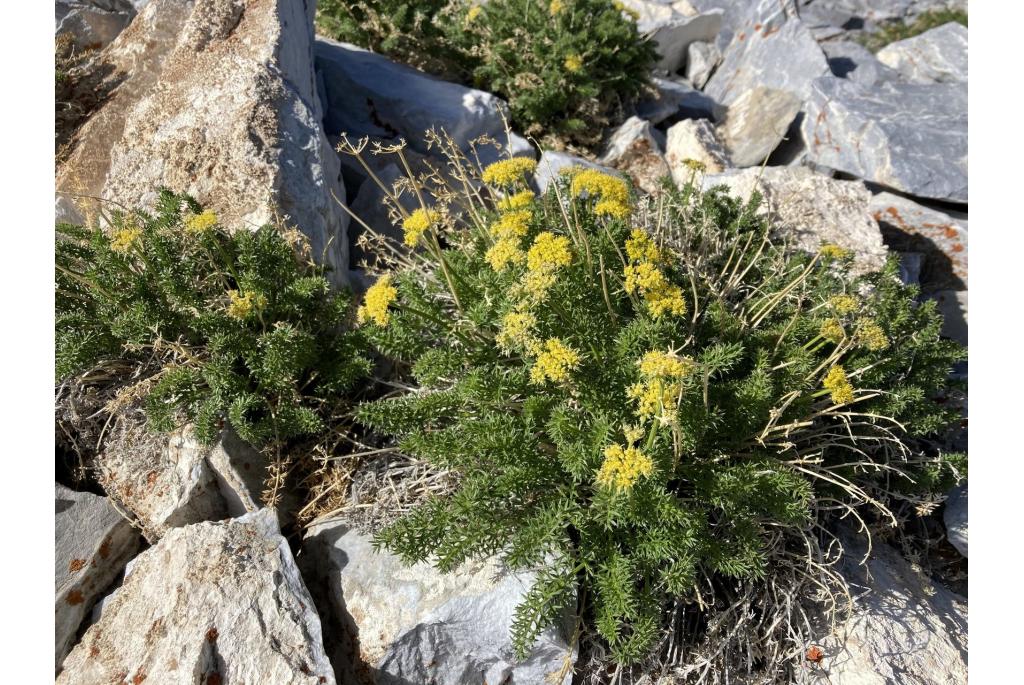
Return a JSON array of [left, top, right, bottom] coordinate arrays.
[[597, 444, 654, 490], [830, 295, 859, 315], [820, 318, 845, 344], [491, 210, 533, 240], [549, 0, 564, 15], [357, 275, 398, 327], [527, 232, 573, 272], [482, 157, 538, 187], [564, 54, 583, 73], [184, 210, 218, 234], [402, 208, 439, 247], [497, 190, 536, 212], [819, 244, 851, 260], [496, 310, 537, 353], [530, 338, 581, 384], [109, 226, 142, 254], [857, 318, 889, 351], [823, 366, 855, 405], [486, 237, 526, 272], [639, 350, 695, 380], [226, 290, 263, 320]]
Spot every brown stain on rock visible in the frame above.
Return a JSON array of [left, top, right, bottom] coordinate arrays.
[[66, 590, 85, 605], [70, 558, 87, 572]]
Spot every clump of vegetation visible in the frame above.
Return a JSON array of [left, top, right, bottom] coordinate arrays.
[[316, 0, 657, 146], [56, 191, 371, 500], [343, 137, 965, 674], [859, 8, 968, 52]]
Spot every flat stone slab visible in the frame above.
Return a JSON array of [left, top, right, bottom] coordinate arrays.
[[877, 21, 968, 84]]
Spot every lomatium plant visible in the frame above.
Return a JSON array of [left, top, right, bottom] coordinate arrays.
[[343, 136, 965, 672], [56, 191, 371, 495]]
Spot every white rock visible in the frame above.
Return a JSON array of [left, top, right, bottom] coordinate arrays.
[[57, 0, 350, 283], [618, 1, 723, 72], [56, 1, 136, 50], [301, 519, 576, 685], [822, 41, 901, 88], [717, 86, 801, 167], [58, 510, 336, 684], [944, 483, 968, 557], [534, 151, 622, 195], [665, 119, 730, 182], [822, 535, 967, 685], [636, 77, 719, 125], [685, 40, 720, 89], [703, 167, 888, 275], [55, 484, 140, 670], [877, 22, 968, 84], [599, 116, 670, 195]]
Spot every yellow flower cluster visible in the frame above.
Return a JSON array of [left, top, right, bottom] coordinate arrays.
[[466, 5, 482, 22], [490, 210, 532, 240], [623, 259, 687, 319], [184, 210, 218, 234], [628, 350, 694, 423], [486, 237, 525, 272], [110, 225, 142, 254], [356, 274, 398, 327], [564, 54, 583, 73], [522, 270, 557, 300], [570, 168, 630, 219], [226, 289, 263, 320], [529, 337, 580, 385], [496, 190, 535, 212], [830, 294, 859, 315], [611, 0, 640, 20], [638, 350, 695, 380], [682, 159, 707, 172], [482, 157, 537, 187], [596, 444, 653, 491], [625, 229, 662, 264], [402, 208, 439, 247], [549, 0, 564, 15], [856, 318, 889, 351], [496, 309, 537, 353], [526, 232, 572, 272], [820, 317, 845, 344], [819, 244, 850, 260], [823, 366, 855, 405]]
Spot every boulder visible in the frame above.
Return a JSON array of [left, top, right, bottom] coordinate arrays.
[[599, 116, 671, 195], [944, 483, 968, 558], [618, 1, 723, 72], [822, 41, 900, 88], [877, 22, 968, 84], [703, 13, 828, 107], [57, 0, 349, 282], [533, 151, 621, 195], [636, 77, 718, 125], [315, 38, 534, 170], [56, 1, 137, 50], [869, 192, 967, 292], [300, 519, 577, 685], [55, 484, 140, 670], [717, 86, 801, 167], [821, 535, 968, 684], [58, 510, 336, 685], [703, 167, 887, 275], [688, 0, 795, 52], [802, 77, 968, 203], [927, 289, 968, 345], [685, 40, 720, 89], [665, 119, 730, 182]]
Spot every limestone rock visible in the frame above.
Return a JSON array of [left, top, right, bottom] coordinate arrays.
[[599, 116, 670, 195], [534, 151, 621, 195], [58, 510, 336, 685], [57, 0, 349, 282], [300, 519, 576, 685], [944, 483, 968, 558], [703, 167, 887, 275], [802, 76, 968, 203], [823, 41, 900, 88], [618, 1, 723, 72], [55, 484, 140, 670], [822, 535, 968, 685], [56, 1, 137, 50], [927, 289, 968, 345], [685, 40, 720, 89], [718, 86, 801, 167], [704, 12, 828, 107], [877, 22, 968, 84], [636, 77, 718, 125], [665, 119, 729, 183]]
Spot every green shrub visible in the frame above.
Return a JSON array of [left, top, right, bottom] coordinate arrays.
[[55, 191, 371, 452], [348, 145, 965, 665], [316, 0, 657, 146]]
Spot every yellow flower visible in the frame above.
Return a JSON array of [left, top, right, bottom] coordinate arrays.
[[830, 294, 859, 315], [482, 157, 538, 187], [226, 289, 264, 320], [819, 244, 850, 260], [625, 229, 662, 264], [526, 232, 573, 272], [857, 318, 889, 351], [638, 350, 695, 380], [466, 5, 482, 22], [522, 270, 556, 300], [109, 226, 142, 254], [594, 199, 631, 220], [570, 168, 629, 206], [628, 380, 681, 422], [184, 209, 218, 234], [624, 261, 666, 294], [549, 0, 564, 15], [496, 190, 535, 212], [356, 274, 398, 327], [564, 54, 583, 73], [490, 209, 533, 240], [823, 366, 855, 405], [486, 237, 525, 272], [496, 310, 537, 352], [596, 444, 654, 491], [402, 208, 439, 247], [644, 284, 687, 318], [529, 338, 581, 385], [820, 317, 845, 344], [682, 159, 707, 172]]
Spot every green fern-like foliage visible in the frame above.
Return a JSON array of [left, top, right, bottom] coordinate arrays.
[[351, 151, 965, 664], [55, 191, 371, 449]]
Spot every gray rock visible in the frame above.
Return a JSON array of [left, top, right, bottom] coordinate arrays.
[[534, 151, 621, 195], [802, 77, 967, 203], [619, 1, 723, 72], [822, 533, 967, 685], [689, 0, 795, 52], [877, 22, 968, 84], [685, 40, 720, 89], [704, 12, 828, 106], [703, 167, 887, 275], [822, 41, 900, 88], [896, 251, 923, 285], [635, 77, 718, 125], [927, 289, 968, 345], [301, 519, 576, 685], [665, 119, 730, 182], [718, 86, 801, 167], [599, 116, 671, 195], [55, 484, 140, 670], [944, 483, 968, 557], [869, 192, 967, 291], [58, 510, 336, 685], [56, 1, 136, 50]]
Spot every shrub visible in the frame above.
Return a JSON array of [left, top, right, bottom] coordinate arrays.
[[55, 191, 371, 459], [347, 141, 965, 667]]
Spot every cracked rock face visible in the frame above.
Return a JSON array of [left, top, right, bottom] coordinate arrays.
[[877, 21, 968, 84], [58, 510, 336, 685], [718, 86, 801, 167]]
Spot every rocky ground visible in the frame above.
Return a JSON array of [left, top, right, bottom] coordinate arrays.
[[55, 0, 967, 682]]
